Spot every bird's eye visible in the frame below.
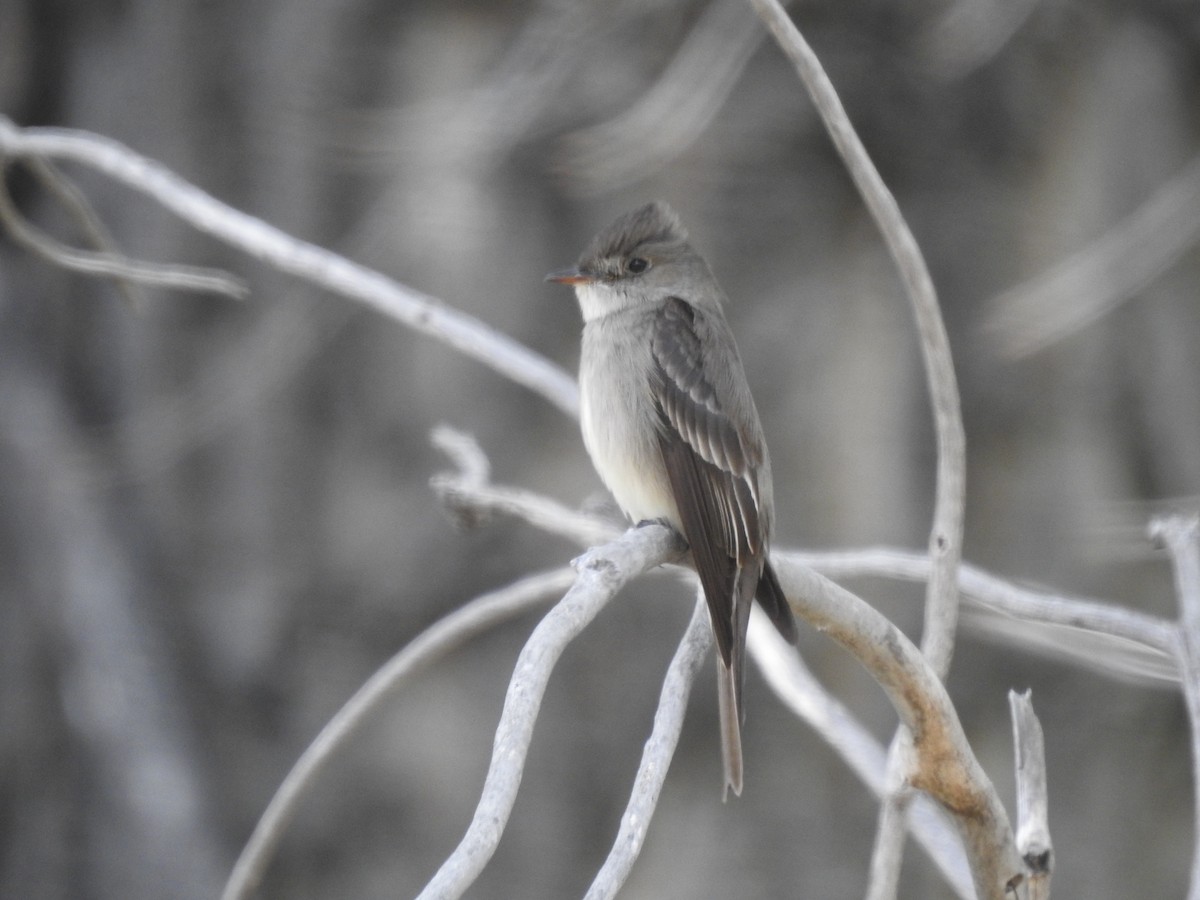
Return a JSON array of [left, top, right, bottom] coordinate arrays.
[[627, 257, 649, 274]]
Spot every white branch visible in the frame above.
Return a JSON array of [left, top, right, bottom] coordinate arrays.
[[0, 115, 580, 418], [747, 0, 965, 677], [585, 594, 713, 899], [746, 7, 967, 893], [0, 156, 248, 299], [220, 568, 574, 900], [416, 523, 684, 900], [1150, 514, 1200, 900]]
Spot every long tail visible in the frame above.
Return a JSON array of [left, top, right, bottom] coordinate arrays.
[[720, 559, 796, 798], [718, 657, 743, 799]]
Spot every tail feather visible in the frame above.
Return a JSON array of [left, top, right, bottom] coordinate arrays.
[[717, 658, 743, 799]]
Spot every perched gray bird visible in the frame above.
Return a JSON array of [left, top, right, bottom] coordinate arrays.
[[547, 201, 798, 796]]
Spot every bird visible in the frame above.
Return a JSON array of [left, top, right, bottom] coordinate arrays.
[[547, 201, 798, 796]]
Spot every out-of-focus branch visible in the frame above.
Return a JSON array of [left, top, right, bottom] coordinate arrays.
[[790, 548, 1179, 684], [985, 152, 1200, 359], [23, 156, 147, 307], [0, 156, 248, 299], [220, 567, 574, 900], [559, 0, 766, 194], [1009, 690, 1053, 899], [1150, 514, 1200, 900], [919, 0, 1041, 79], [584, 594, 712, 900], [0, 115, 580, 418]]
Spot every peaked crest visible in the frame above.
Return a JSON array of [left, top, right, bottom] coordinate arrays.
[[582, 201, 688, 264]]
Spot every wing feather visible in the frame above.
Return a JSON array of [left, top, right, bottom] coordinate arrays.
[[650, 297, 766, 667]]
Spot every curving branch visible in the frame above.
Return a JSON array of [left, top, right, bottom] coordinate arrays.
[[220, 567, 575, 900], [416, 523, 686, 900], [584, 594, 713, 900], [769, 558, 1020, 897], [754, 617, 975, 899], [559, 0, 766, 194], [0, 155, 248, 299], [0, 114, 580, 419], [747, 5, 968, 893], [747, 0, 965, 677], [431, 431, 1018, 896]]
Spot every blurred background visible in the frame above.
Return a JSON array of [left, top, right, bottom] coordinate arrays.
[[2, 0, 1199, 897]]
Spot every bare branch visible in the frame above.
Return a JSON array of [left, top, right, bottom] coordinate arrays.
[[771, 558, 1021, 898], [985, 152, 1200, 359], [585, 594, 712, 900], [0, 156, 249, 299], [24, 156, 148, 307], [747, 6, 967, 892], [1149, 513, 1200, 900], [866, 744, 915, 900], [752, 617, 975, 899], [559, 0, 765, 194], [417, 523, 685, 900], [919, 0, 1041, 79], [1009, 689, 1053, 898], [748, 0, 965, 678], [0, 115, 580, 418], [430, 425, 619, 547], [221, 567, 574, 900], [790, 548, 1179, 682]]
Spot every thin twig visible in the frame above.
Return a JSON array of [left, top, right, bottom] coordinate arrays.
[[0, 156, 249, 299], [584, 594, 712, 900], [416, 523, 685, 900], [0, 115, 580, 418], [220, 567, 574, 900], [431, 459, 621, 548], [25, 156, 148, 307]]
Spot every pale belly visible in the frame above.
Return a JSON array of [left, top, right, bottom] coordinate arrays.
[[579, 347, 680, 528]]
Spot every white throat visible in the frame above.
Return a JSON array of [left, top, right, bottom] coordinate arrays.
[[574, 282, 637, 323]]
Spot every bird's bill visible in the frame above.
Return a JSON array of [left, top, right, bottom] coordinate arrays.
[[544, 266, 594, 285]]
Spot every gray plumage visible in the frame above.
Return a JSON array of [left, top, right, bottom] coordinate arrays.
[[547, 201, 798, 796]]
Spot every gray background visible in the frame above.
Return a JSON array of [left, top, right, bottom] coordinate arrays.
[[2, 0, 1198, 897]]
